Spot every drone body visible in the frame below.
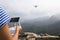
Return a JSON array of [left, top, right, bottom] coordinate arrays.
[[34, 5, 38, 8]]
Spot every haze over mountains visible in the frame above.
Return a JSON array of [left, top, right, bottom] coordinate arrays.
[[21, 14, 60, 35]]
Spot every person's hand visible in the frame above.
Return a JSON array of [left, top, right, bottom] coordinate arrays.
[[12, 26, 22, 40], [16, 26, 22, 33]]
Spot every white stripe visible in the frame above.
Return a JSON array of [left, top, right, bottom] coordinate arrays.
[[0, 16, 9, 23], [0, 15, 9, 23], [0, 13, 8, 20], [0, 9, 4, 12], [0, 12, 6, 17], [0, 10, 6, 15], [0, 17, 10, 26]]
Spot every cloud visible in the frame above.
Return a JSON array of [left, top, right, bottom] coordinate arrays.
[[0, 0, 60, 20]]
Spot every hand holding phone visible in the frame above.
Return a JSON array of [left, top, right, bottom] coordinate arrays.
[[9, 17, 22, 35], [16, 26, 22, 33]]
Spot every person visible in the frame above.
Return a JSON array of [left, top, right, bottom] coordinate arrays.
[[0, 6, 22, 40]]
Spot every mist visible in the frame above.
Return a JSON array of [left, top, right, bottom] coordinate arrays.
[[0, 0, 60, 20]]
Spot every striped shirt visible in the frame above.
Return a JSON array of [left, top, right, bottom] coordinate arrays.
[[0, 6, 11, 28]]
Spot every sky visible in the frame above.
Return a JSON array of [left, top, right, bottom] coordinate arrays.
[[0, 0, 60, 20]]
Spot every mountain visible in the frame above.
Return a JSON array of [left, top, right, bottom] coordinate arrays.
[[21, 15, 60, 35]]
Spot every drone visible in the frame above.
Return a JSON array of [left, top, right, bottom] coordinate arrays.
[[34, 5, 38, 8]]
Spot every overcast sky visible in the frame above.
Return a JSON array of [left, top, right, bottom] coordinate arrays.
[[0, 0, 60, 20]]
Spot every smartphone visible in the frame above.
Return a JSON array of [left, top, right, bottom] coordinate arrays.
[[8, 17, 20, 35]]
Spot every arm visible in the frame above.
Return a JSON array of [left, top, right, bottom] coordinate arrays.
[[0, 23, 22, 40], [0, 24, 13, 40]]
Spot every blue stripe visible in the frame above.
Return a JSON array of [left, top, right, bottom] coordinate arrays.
[[0, 10, 6, 15], [0, 21, 6, 27], [0, 18, 10, 27], [0, 17, 10, 25], [0, 12, 6, 18], [0, 9, 4, 13], [0, 16, 10, 26], [0, 13, 8, 19], [0, 9, 5, 16], [0, 14, 8, 21], [0, 15, 9, 24]]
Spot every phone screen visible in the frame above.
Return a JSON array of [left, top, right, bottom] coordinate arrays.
[[8, 17, 20, 35]]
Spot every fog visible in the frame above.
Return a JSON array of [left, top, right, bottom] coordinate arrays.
[[0, 0, 60, 20]]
